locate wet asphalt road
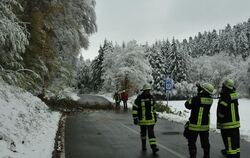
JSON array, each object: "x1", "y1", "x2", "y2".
[
  {"x1": 65, "y1": 96, "x2": 250, "y2": 158},
  {"x1": 65, "y1": 110, "x2": 250, "y2": 158}
]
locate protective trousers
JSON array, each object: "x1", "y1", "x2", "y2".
[
  {"x1": 184, "y1": 129, "x2": 210, "y2": 158},
  {"x1": 123, "y1": 101, "x2": 127, "y2": 109},
  {"x1": 140, "y1": 125, "x2": 156, "y2": 150},
  {"x1": 115, "y1": 100, "x2": 120, "y2": 108},
  {"x1": 221, "y1": 128, "x2": 240, "y2": 158}
]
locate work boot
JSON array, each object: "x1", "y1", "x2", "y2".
[
  {"x1": 189, "y1": 149, "x2": 197, "y2": 158},
  {"x1": 152, "y1": 146, "x2": 159, "y2": 155},
  {"x1": 203, "y1": 148, "x2": 210, "y2": 158},
  {"x1": 236, "y1": 152, "x2": 240, "y2": 158},
  {"x1": 221, "y1": 149, "x2": 227, "y2": 156},
  {"x1": 141, "y1": 139, "x2": 146, "y2": 151},
  {"x1": 203, "y1": 154, "x2": 210, "y2": 158}
]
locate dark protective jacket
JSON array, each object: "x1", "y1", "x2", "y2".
[
  {"x1": 217, "y1": 89, "x2": 240, "y2": 129},
  {"x1": 113, "y1": 92, "x2": 121, "y2": 103},
  {"x1": 132, "y1": 92, "x2": 157, "y2": 125},
  {"x1": 185, "y1": 93, "x2": 213, "y2": 131}
]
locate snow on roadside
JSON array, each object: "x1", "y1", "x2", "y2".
[
  {"x1": 157, "y1": 100, "x2": 189, "y2": 124},
  {"x1": 57, "y1": 87, "x2": 80, "y2": 101},
  {"x1": 0, "y1": 79, "x2": 61, "y2": 158}
]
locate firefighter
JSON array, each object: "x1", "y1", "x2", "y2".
[
  {"x1": 113, "y1": 91, "x2": 121, "y2": 108},
  {"x1": 217, "y1": 79, "x2": 240, "y2": 158},
  {"x1": 132, "y1": 84, "x2": 159, "y2": 154},
  {"x1": 183, "y1": 83, "x2": 214, "y2": 158}
]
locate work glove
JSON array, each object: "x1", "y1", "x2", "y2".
[
  {"x1": 195, "y1": 82, "x2": 200, "y2": 87},
  {"x1": 183, "y1": 121, "x2": 190, "y2": 139},
  {"x1": 133, "y1": 118, "x2": 138, "y2": 125},
  {"x1": 196, "y1": 83, "x2": 203, "y2": 93}
]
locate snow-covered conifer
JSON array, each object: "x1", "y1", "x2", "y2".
[
  {"x1": 167, "y1": 39, "x2": 189, "y2": 83},
  {"x1": 76, "y1": 55, "x2": 92, "y2": 93},
  {"x1": 0, "y1": 0, "x2": 29, "y2": 86},
  {"x1": 91, "y1": 40, "x2": 113, "y2": 92}
]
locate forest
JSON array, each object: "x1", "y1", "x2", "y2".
[{"x1": 77, "y1": 19, "x2": 250, "y2": 99}]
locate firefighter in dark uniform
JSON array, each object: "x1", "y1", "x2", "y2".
[
  {"x1": 113, "y1": 91, "x2": 121, "y2": 108},
  {"x1": 184, "y1": 83, "x2": 214, "y2": 158},
  {"x1": 132, "y1": 84, "x2": 159, "y2": 154},
  {"x1": 217, "y1": 79, "x2": 240, "y2": 158}
]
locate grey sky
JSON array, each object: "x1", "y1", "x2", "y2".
[{"x1": 81, "y1": 0, "x2": 250, "y2": 60}]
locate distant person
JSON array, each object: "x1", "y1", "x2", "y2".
[
  {"x1": 121, "y1": 90, "x2": 128, "y2": 110},
  {"x1": 132, "y1": 84, "x2": 159, "y2": 154},
  {"x1": 217, "y1": 79, "x2": 240, "y2": 158},
  {"x1": 184, "y1": 83, "x2": 214, "y2": 158},
  {"x1": 113, "y1": 91, "x2": 121, "y2": 108}
]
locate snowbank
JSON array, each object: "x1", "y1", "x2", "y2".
[
  {"x1": 0, "y1": 80, "x2": 61, "y2": 158},
  {"x1": 54, "y1": 87, "x2": 80, "y2": 101}
]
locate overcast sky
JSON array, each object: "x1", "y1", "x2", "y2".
[{"x1": 81, "y1": 0, "x2": 250, "y2": 60}]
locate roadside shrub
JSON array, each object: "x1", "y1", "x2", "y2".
[{"x1": 155, "y1": 101, "x2": 172, "y2": 113}]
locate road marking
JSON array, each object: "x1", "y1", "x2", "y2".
[{"x1": 120, "y1": 123, "x2": 187, "y2": 158}]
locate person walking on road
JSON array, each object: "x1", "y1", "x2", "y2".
[
  {"x1": 217, "y1": 79, "x2": 240, "y2": 158},
  {"x1": 132, "y1": 84, "x2": 159, "y2": 154},
  {"x1": 121, "y1": 90, "x2": 128, "y2": 110},
  {"x1": 183, "y1": 83, "x2": 214, "y2": 158}
]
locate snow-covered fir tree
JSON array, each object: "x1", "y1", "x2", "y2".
[
  {"x1": 237, "y1": 30, "x2": 249, "y2": 59},
  {"x1": 219, "y1": 24, "x2": 236, "y2": 55},
  {"x1": 147, "y1": 42, "x2": 167, "y2": 96},
  {"x1": 0, "y1": 0, "x2": 29, "y2": 85},
  {"x1": 76, "y1": 55, "x2": 92, "y2": 93},
  {"x1": 167, "y1": 39, "x2": 189, "y2": 83},
  {"x1": 207, "y1": 30, "x2": 220, "y2": 56},
  {"x1": 91, "y1": 39, "x2": 113, "y2": 92},
  {"x1": 91, "y1": 46, "x2": 104, "y2": 92}
]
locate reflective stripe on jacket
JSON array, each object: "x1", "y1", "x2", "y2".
[
  {"x1": 132, "y1": 93, "x2": 156, "y2": 125},
  {"x1": 217, "y1": 92, "x2": 240, "y2": 129},
  {"x1": 185, "y1": 95, "x2": 213, "y2": 131}
]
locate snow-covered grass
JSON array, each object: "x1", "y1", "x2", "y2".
[
  {"x1": 101, "y1": 93, "x2": 250, "y2": 142},
  {"x1": 0, "y1": 80, "x2": 61, "y2": 158}
]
